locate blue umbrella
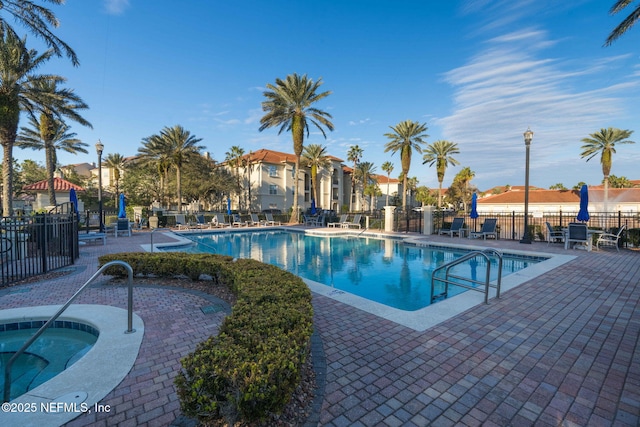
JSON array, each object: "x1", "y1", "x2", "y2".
[
  {"x1": 69, "y1": 188, "x2": 79, "y2": 214},
  {"x1": 577, "y1": 184, "x2": 590, "y2": 222},
  {"x1": 470, "y1": 192, "x2": 478, "y2": 219},
  {"x1": 227, "y1": 198, "x2": 232, "y2": 216},
  {"x1": 118, "y1": 193, "x2": 127, "y2": 218},
  {"x1": 310, "y1": 198, "x2": 316, "y2": 215}
]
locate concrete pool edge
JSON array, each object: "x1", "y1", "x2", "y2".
[
  {"x1": 305, "y1": 243, "x2": 576, "y2": 332},
  {"x1": 0, "y1": 304, "x2": 144, "y2": 427}
]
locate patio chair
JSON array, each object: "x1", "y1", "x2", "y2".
[
  {"x1": 596, "y1": 224, "x2": 626, "y2": 252},
  {"x1": 469, "y1": 218, "x2": 498, "y2": 240},
  {"x1": 328, "y1": 214, "x2": 348, "y2": 228},
  {"x1": 175, "y1": 214, "x2": 189, "y2": 230},
  {"x1": 249, "y1": 213, "x2": 263, "y2": 226},
  {"x1": 438, "y1": 217, "x2": 465, "y2": 237},
  {"x1": 545, "y1": 222, "x2": 564, "y2": 244},
  {"x1": 565, "y1": 223, "x2": 591, "y2": 251},
  {"x1": 342, "y1": 214, "x2": 362, "y2": 229},
  {"x1": 211, "y1": 213, "x2": 231, "y2": 228},
  {"x1": 191, "y1": 214, "x2": 211, "y2": 229},
  {"x1": 264, "y1": 212, "x2": 281, "y2": 226},
  {"x1": 232, "y1": 214, "x2": 247, "y2": 227}
]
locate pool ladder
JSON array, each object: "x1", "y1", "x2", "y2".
[
  {"x1": 3, "y1": 260, "x2": 134, "y2": 403},
  {"x1": 430, "y1": 249, "x2": 503, "y2": 305}
]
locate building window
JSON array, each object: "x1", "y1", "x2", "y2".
[
  {"x1": 268, "y1": 165, "x2": 277, "y2": 177},
  {"x1": 269, "y1": 185, "x2": 277, "y2": 195}
]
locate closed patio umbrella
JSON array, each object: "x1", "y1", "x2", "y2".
[
  {"x1": 118, "y1": 193, "x2": 127, "y2": 219},
  {"x1": 227, "y1": 198, "x2": 232, "y2": 216},
  {"x1": 577, "y1": 184, "x2": 590, "y2": 222},
  {"x1": 69, "y1": 188, "x2": 79, "y2": 214},
  {"x1": 470, "y1": 192, "x2": 479, "y2": 231},
  {"x1": 310, "y1": 199, "x2": 316, "y2": 215}
]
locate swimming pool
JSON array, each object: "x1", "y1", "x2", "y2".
[
  {"x1": 169, "y1": 230, "x2": 545, "y2": 311},
  {"x1": 0, "y1": 321, "x2": 98, "y2": 400}
]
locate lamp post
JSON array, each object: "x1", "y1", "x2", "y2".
[
  {"x1": 96, "y1": 141, "x2": 104, "y2": 232},
  {"x1": 520, "y1": 128, "x2": 533, "y2": 244}
]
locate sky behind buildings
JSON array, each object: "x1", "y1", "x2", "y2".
[{"x1": 12, "y1": 0, "x2": 640, "y2": 191}]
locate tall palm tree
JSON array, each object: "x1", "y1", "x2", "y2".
[
  {"x1": 384, "y1": 120, "x2": 429, "y2": 210},
  {"x1": 381, "y1": 161, "x2": 394, "y2": 206},
  {"x1": 259, "y1": 73, "x2": 333, "y2": 223},
  {"x1": 356, "y1": 161, "x2": 376, "y2": 211},
  {"x1": 138, "y1": 134, "x2": 172, "y2": 208},
  {"x1": 302, "y1": 143, "x2": 330, "y2": 208},
  {"x1": 158, "y1": 125, "x2": 204, "y2": 212},
  {"x1": 0, "y1": 26, "x2": 76, "y2": 214},
  {"x1": 224, "y1": 145, "x2": 245, "y2": 210},
  {"x1": 104, "y1": 153, "x2": 126, "y2": 207},
  {"x1": 346, "y1": 145, "x2": 363, "y2": 211},
  {"x1": 580, "y1": 127, "x2": 635, "y2": 211},
  {"x1": 422, "y1": 140, "x2": 460, "y2": 208},
  {"x1": 0, "y1": 0, "x2": 78, "y2": 65},
  {"x1": 17, "y1": 116, "x2": 88, "y2": 205},
  {"x1": 605, "y1": 0, "x2": 640, "y2": 46}
]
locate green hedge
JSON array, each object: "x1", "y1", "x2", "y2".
[{"x1": 97, "y1": 252, "x2": 314, "y2": 424}]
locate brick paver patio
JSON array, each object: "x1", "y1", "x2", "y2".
[{"x1": 0, "y1": 229, "x2": 638, "y2": 426}]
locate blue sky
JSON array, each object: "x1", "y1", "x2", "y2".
[{"x1": 12, "y1": 0, "x2": 640, "y2": 191}]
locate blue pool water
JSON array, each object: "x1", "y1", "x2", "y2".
[
  {"x1": 0, "y1": 322, "x2": 98, "y2": 400},
  {"x1": 170, "y1": 230, "x2": 543, "y2": 311}
]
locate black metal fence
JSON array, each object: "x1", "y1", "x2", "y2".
[
  {"x1": 435, "y1": 210, "x2": 640, "y2": 247},
  {"x1": 1, "y1": 213, "x2": 78, "y2": 287}
]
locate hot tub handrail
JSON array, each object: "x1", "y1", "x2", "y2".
[{"x1": 3, "y1": 260, "x2": 134, "y2": 403}]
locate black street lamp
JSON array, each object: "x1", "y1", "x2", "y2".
[
  {"x1": 520, "y1": 128, "x2": 533, "y2": 244},
  {"x1": 96, "y1": 141, "x2": 104, "y2": 232}
]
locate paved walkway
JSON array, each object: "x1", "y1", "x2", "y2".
[{"x1": 1, "y1": 229, "x2": 638, "y2": 426}]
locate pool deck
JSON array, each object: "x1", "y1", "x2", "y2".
[{"x1": 0, "y1": 227, "x2": 638, "y2": 426}]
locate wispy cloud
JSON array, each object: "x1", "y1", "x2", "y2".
[
  {"x1": 435, "y1": 27, "x2": 639, "y2": 183},
  {"x1": 104, "y1": 0, "x2": 130, "y2": 15}
]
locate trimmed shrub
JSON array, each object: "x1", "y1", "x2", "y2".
[{"x1": 97, "y1": 252, "x2": 313, "y2": 424}]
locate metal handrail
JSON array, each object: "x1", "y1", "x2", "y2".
[
  {"x1": 3, "y1": 260, "x2": 134, "y2": 403},
  {"x1": 431, "y1": 250, "x2": 503, "y2": 305}
]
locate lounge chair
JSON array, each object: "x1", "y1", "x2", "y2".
[
  {"x1": 438, "y1": 217, "x2": 465, "y2": 237},
  {"x1": 328, "y1": 214, "x2": 348, "y2": 228},
  {"x1": 232, "y1": 214, "x2": 247, "y2": 227},
  {"x1": 211, "y1": 213, "x2": 231, "y2": 228},
  {"x1": 565, "y1": 223, "x2": 591, "y2": 251},
  {"x1": 249, "y1": 213, "x2": 263, "y2": 226},
  {"x1": 264, "y1": 212, "x2": 281, "y2": 226},
  {"x1": 469, "y1": 218, "x2": 497, "y2": 240},
  {"x1": 175, "y1": 214, "x2": 189, "y2": 230},
  {"x1": 545, "y1": 222, "x2": 564, "y2": 244},
  {"x1": 342, "y1": 214, "x2": 362, "y2": 229},
  {"x1": 596, "y1": 225, "x2": 626, "y2": 252},
  {"x1": 191, "y1": 214, "x2": 211, "y2": 229}
]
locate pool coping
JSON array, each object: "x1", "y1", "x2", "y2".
[{"x1": 0, "y1": 304, "x2": 144, "y2": 427}]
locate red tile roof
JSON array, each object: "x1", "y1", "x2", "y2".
[
  {"x1": 228, "y1": 148, "x2": 344, "y2": 165},
  {"x1": 23, "y1": 177, "x2": 85, "y2": 192}
]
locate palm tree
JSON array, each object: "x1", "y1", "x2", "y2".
[
  {"x1": 580, "y1": 127, "x2": 635, "y2": 211},
  {"x1": 158, "y1": 125, "x2": 204, "y2": 212},
  {"x1": 0, "y1": 0, "x2": 78, "y2": 65},
  {"x1": 355, "y1": 161, "x2": 376, "y2": 211},
  {"x1": 422, "y1": 140, "x2": 460, "y2": 209},
  {"x1": 384, "y1": 120, "x2": 429, "y2": 210},
  {"x1": 347, "y1": 145, "x2": 363, "y2": 211},
  {"x1": 381, "y1": 161, "x2": 394, "y2": 206},
  {"x1": 138, "y1": 134, "x2": 173, "y2": 208},
  {"x1": 17, "y1": 116, "x2": 88, "y2": 206},
  {"x1": 104, "y1": 153, "x2": 126, "y2": 207},
  {"x1": 0, "y1": 27, "x2": 84, "y2": 214},
  {"x1": 259, "y1": 73, "x2": 334, "y2": 223},
  {"x1": 605, "y1": 0, "x2": 640, "y2": 46},
  {"x1": 224, "y1": 145, "x2": 245, "y2": 210},
  {"x1": 302, "y1": 144, "x2": 330, "y2": 208}
]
